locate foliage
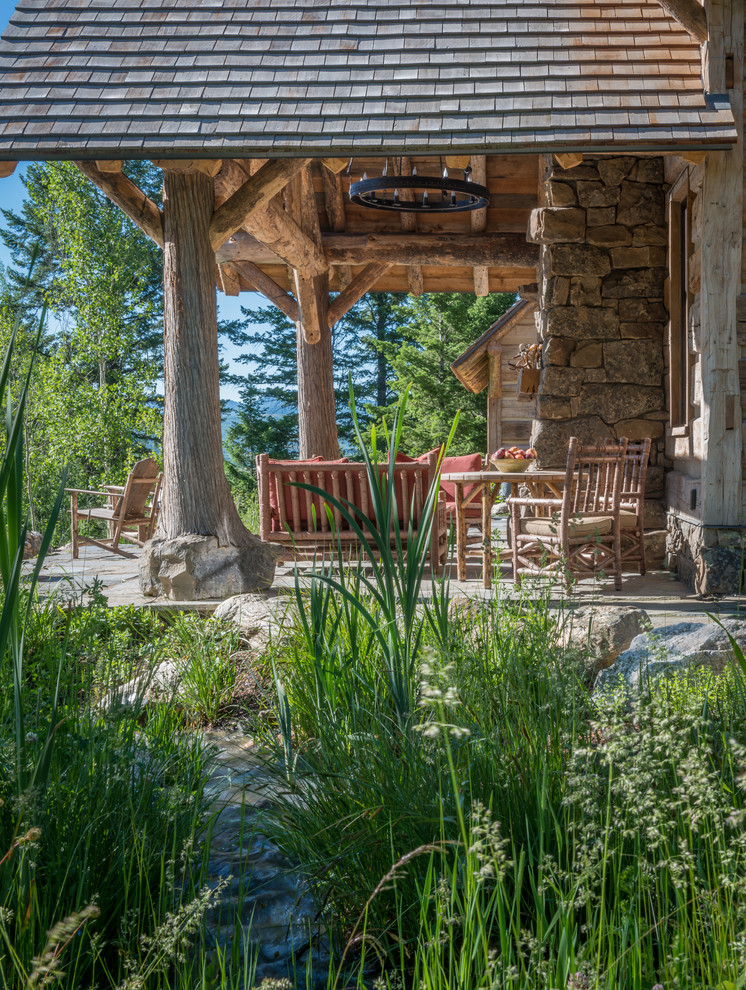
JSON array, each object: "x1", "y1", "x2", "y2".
[{"x1": 377, "y1": 291, "x2": 516, "y2": 455}]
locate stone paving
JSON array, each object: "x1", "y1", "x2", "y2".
[{"x1": 27, "y1": 532, "x2": 744, "y2": 618}]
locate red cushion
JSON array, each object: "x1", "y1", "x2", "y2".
[{"x1": 417, "y1": 449, "x2": 483, "y2": 501}]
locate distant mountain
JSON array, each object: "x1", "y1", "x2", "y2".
[{"x1": 221, "y1": 397, "x2": 295, "y2": 443}]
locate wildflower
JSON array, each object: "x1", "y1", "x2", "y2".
[{"x1": 25, "y1": 731, "x2": 37, "y2": 744}]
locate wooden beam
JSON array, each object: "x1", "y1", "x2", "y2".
[
  {"x1": 209, "y1": 157, "x2": 310, "y2": 252},
  {"x1": 554, "y1": 153, "x2": 584, "y2": 170},
  {"x1": 321, "y1": 158, "x2": 349, "y2": 174},
  {"x1": 154, "y1": 159, "x2": 222, "y2": 177},
  {"x1": 95, "y1": 160, "x2": 123, "y2": 173},
  {"x1": 218, "y1": 231, "x2": 539, "y2": 269},
  {"x1": 76, "y1": 161, "x2": 164, "y2": 247},
  {"x1": 217, "y1": 262, "x2": 241, "y2": 296},
  {"x1": 445, "y1": 155, "x2": 471, "y2": 170},
  {"x1": 470, "y1": 155, "x2": 489, "y2": 297},
  {"x1": 321, "y1": 166, "x2": 353, "y2": 290},
  {"x1": 328, "y1": 263, "x2": 392, "y2": 327},
  {"x1": 291, "y1": 165, "x2": 328, "y2": 345},
  {"x1": 231, "y1": 260, "x2": 299, "y2": 322},
  {"x1": 0, "y1": 162, "x2": 17, "y2": 178},
  {"x1": 245, "y1": 202, "x2": 328, "y2": 276},
  {"x1": 399, "y1": 157, "x2": 424, "y2": 296},
  {"x1": 214, "y1": 158, "x2": 327, "y2": 276},
  {"x1": 655, "y1": 0, "x2": 707, "y2": 42}
]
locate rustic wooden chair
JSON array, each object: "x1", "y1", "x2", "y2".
[
  {"x1": 616, "y1": 437, "x2": 652, "y2": 575},
  {"x1": 510, "y1": 437, "x2": 627, "y2": 591},
  {"x1": 67, "y1": 458, "x2": 162, "y2": 559}
]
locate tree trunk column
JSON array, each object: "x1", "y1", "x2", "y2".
[
  {"x1": 159, "y1": 169, "x2": 249, "y2": 545},
  {"x1": 296, "y1": 292, "x2": 340, "y2": 459}
]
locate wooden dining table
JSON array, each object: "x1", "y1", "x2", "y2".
[{"x1": 440, "y1": 469, "x2": 567, "y2": 588}]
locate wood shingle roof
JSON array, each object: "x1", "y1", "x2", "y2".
[{"x1": 0, "y1": 0, "x2": 736, "y2": 160}]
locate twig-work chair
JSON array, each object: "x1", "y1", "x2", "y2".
[{"x1": 510, "y1": 437, "x2": 628, "y2": 591}]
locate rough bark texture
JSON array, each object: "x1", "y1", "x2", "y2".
[
  {"x1": 289, "y1": 166, "x2": 341, "y2": 459},
  {"x1": 159, "y1": 169, "x2": 255, "y2": 546}
]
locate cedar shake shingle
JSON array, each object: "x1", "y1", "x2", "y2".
[{"x1": 0, "y1": 0, "x2": 736, "y2": 160}]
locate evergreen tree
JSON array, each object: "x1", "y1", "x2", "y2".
[{"x1": 378, "y1": 292, "x2": 516, "y2": 456}]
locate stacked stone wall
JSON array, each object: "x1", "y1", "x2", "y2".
[{"x1": 528, "y1": 155, "x2": 669, "y2": 537}]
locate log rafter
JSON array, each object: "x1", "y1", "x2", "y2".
[{"x1": 76, "y1": 160, "x2": 164, "y2": 247}]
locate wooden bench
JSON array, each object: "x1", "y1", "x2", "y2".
[{"x1": 256, "y1": 452, "x2": 448, "y2": 572}]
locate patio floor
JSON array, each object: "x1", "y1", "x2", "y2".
[{"x1": 26, "y1": 522, "x2": 745, "y2": 621}]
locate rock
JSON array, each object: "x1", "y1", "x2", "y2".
[
  {"x1": 528, "y1": 207, "x2": 587, "y2": 244},
  {"x1": 632, "y1": 224, "x2": 668, "y2": 247},
  {"x1": 139, "y1": 534, "x2": 281, "y2": 601},
  {"x1": 577, "y1": 384, "x2": 664, "y2": 420},
  {"x1": 531, "y1": 416, "x2": 608, "y2": 467},
  {"x1": 548, "y1": 181, "x2": 578, "y2": 207},
  {"x1": 586, "y1": 207, "x2": 616, "y2": 225},
  {"x1": 631, "y1": 158, "x2": 664, "y2": 184},
  {"x1": 536, "y1": 395, "x2": 573, "y2": 420},
  {"x1": 540, "y1": 366, "x2": 584, "y2": 396},
  {"x1": 545, "y1": 305, "x2": 619, "y2": 340},
  {"x1": 695, "y1": 548, "x2": 745, "y2": 596},
  {"x1": 619, "y1": 322, "x2": 665, "y2": 339},
  {"x1": 23, "y1": 531, "x2": 42, "y2": 560},
  {"x1": 586, "y1": 225, "x2": 632, "y2": 248},
  {"x1": 610, "y1": 246, "x2": 667, "y2": 269},
  {"x1": 616, "y1": 182, "x2": 665, "y2": 226},
  {"x1": 643, "y1": 499, "x2": 666, "y2": 529},
  {"x1": 543, "y1": 337, "x2": 575, "y2": 366},
  {"x1": 618, "y1": 299, "x2": 668, "y2": 322},
  {"x1": 643, "y1": 529, "x2": 667, "y2": 568},
  {"x1": 546, "y1": 244, "x2": 611, "y2": 277},
  {"x1": 603, "y1": 267, "x2": 667, "y2": 299},
  {"x1": 560, "y1": 605, "x2": 649, "y2": 681},
  {"x1": 100, "y1": 659, "x2": 183, "y2": 710},
  {"x1": 596, "y1": 618, "x2": 746, "y2": 692},
  {"x1": 603, "y1": 340, "x2": 664, "y2": 385},
  {"x1": 213, "y1": 593, "x2": 292, "y2": 650},
  {"x1": 613, "y1": 418, "x2": 665, "y2": 441},
  {"x1": 571, "y1": 342, "x2": 603, "y2": 368},
  {"x1": 597, "y1": 157, "x2": 636, "y2": 186},
  {"x1": 576, "y1": 181, "x2": 621, "y2": 208},
  {"x1": 543, "y1": 276, "x2": 571, "y2": 306},
  {"x1": 569, "y1": 276, "x2": 603, "y2": 306}
]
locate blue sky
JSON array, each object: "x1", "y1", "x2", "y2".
[{"x1": 0, "y1": 0, "x2": 266, "y2": 402}]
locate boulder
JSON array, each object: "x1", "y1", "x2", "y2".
[
  {"x1": 545, "y1": 305, "x2": 620, "y2": 340},
  {"x1": 139, "y1": 534, "x2": 281, "y2": 601},
  {"x1": 212, "y1": 593, "x2": 293, "y2": 651},
  {"x1": 23, "y1": 531, "x2": 42, "y2": 560},
  {"x1": 100, "y1": 659, "x2": 183, "y2": 710},
  {"x1": 696, "y1": 548, "x2": 745, "y2": 596},
  {"x1": 596, "y1": 618, "x2": 746, "y2": 692},
  {"x1": 560, "y1": 605, "x2": 649, "y2": 681}
]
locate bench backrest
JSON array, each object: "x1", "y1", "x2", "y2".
[{"x1": 256, "y1": 453, "x2": 440, "y2": 539}]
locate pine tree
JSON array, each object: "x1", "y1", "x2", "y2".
[{"x1": 379, "y1": 292, "x2": 516, "y2": 456}]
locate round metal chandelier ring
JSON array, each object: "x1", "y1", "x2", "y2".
[{"x1": 349, "y1": 174, "x2": 490, "y2": 213}]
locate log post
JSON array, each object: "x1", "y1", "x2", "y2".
[
  {"x1": 289, "y1": 165, "x2": 341, "y2": 459},
  {"x1": 159, "y1": 169, "x2": 255, "y2": 545}
]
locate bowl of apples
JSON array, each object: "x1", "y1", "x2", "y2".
[{"x1": 490, "y1": 446, "x2": 537, "y2": 473}]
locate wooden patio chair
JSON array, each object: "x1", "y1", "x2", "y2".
[
  {"x1": 510, "y1": 437, "x2": 627, "y2": 591},
  {"x1": 67, "y1": 458, "x2": 162, "y2": 559},
  {"x1": 616, "y1": 437, "x2": 652, "y2": 575}
]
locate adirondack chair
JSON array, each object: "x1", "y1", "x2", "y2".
[{"x1": 67, "y1": 458, "x2": 162, "y2": 559}]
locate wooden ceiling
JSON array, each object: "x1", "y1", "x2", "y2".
[{"x1": 214, "y1": 153, "x2": 540, "y2": 300}]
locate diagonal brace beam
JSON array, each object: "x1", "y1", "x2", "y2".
[
  {"x1": 210, "y1": 157, "x2": 310, "y2": 252},
  {"x1": 328, "y1": 262, "x2": 392, "y2": 327},
  {"x1": 231, "y1": 260, "x2": 299, "y2": 323},
  {"x1": 76, "y1": 161, "x2": 164, "y2": 247},
  {"x1": 655, "y1": 0, "x2": 707, "y2": 42}
]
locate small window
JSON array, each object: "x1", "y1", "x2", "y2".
[{"x1": 668, "y1": 186, "x2": 691, "y2": 429}]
